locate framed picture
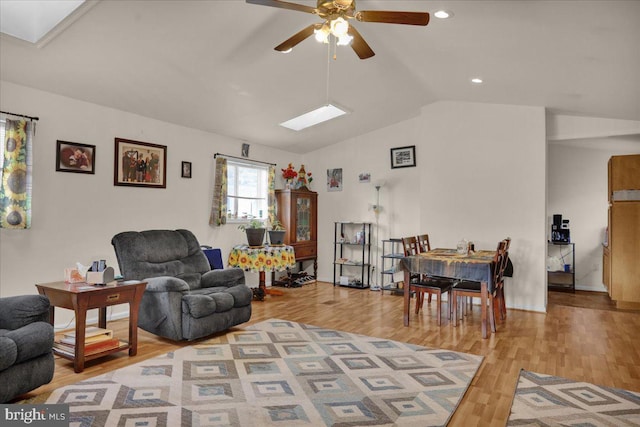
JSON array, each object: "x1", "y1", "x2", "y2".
[
  {"x1": 327, "y1": 168, "x2": 343, "y2": 192},
  {"x1": 56, "y1": 140, "x2": 95, "y2": 174},
  {"x1": 358, "y1": 172, "x2": 371, "y2": 183},
  {"x1": 390, "y1": 145, "x2": 416, "y2": 169},
  {"x1": 114, "y1": 138, "x2": 167, "y2": 188},
  {"x1": 181, "y1": 161, "x2": 192, "y2": 178}
]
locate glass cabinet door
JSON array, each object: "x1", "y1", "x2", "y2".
[{"x1": 296, "y1": 196, "x2": 312, "y2": 242}]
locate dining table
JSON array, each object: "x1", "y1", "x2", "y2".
[{"x1": 398, "y1": 248, "x2": 507, "y2": 339}]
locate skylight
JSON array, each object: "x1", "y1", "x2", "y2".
[
  {"x1": 0, "y1": 0, "x2": 85, "y2": 44},
  {"x1": 280, "y1": 104, "x2": 349, "y2": 131}
]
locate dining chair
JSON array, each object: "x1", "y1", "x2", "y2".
[
  {"x1": 401, "y1": 236, "x2": 453, "y2": 325},
  {"x1": 416, "y1": 234, "x2": 433, "y2": 305},
  {"x1": 495, "y1": 237, "x2": 511, "y2": 321},
  {"x1": 415, "y1": 234, "x2": 458, "y2": 307},
  {"x1": 451, "y1": 239, "x2": 509, "y2": 334},
  {"x1": 461, "y1": 237, "x2": 511, "y2": 318}
]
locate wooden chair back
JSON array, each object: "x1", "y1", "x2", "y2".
[
  {"x1": 492, "y1": 239, "x2": 509, "y2": 289},
  {"x1": 416, "y1": 234, "x2": 432, "y2": 253},
  {"x1": 401, "y1": 236, "x2": 420, "y2": 257}
]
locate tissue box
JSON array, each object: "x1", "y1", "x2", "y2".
[
  {"x1": 64, "y1": 268, "x2": 85, "y2": 283},
  {"x1": 339, "y1": 276, "x2": 349, "y2": 285}
]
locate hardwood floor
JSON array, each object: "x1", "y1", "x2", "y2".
[{"x1": 19, "y1": 284, "x2": 640, "y2": 426}]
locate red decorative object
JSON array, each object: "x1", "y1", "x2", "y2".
[{"x1": 281, "y1": 163, "x2": 298, "y2": 181}]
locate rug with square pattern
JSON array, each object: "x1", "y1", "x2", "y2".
[
  {"x1": 507, "y1": 369, "x2": 640, "y2": 426},
  {"x1": 42, "y1": 319, "x2": 483, "y2": 426}
]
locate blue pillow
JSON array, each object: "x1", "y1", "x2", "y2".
[{"x1": 202, "y1": 248, "x2": 224, "y2": 270}]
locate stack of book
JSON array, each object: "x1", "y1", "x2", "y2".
[{"x1": 54, "y1": 327, "x2": 121, "y2": 356}]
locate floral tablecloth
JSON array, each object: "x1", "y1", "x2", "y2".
[{"x1": 228, "y1": 244, "x2": 296, "y2": 273}]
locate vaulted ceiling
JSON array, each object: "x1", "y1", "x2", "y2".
[{"x1": 1, "y1": 1, "x2": 639, "y2": 153}]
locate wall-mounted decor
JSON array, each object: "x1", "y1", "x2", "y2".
[
  {"x1": 114, "y1": 138, "x2": 166, "y2": 188},
  {"x1": 56, "y1": 140, "x2": 95, "y2": 174},
  {"x1": 358, "y1": 172, "x2": 371, "y2": 183},
  {"x1": 241, "y1": 143, "x2": 250, "y2": 158},
  {"x1": 327, "y1": 168, "x2": 343, "y2": 192},
  {"x1": 390, "y1": 145, "x2": 416, "y2": 169},
  {"x1": 181, "y1": 161, "x2": 192, "y2": 178}
]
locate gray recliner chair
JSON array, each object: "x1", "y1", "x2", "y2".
[
  {"x1": 111, "y1": 229, "x2": 252, "y2": 341},
  {"x1": 0, "y1": 295, "x2": 55, "y2": 403}
]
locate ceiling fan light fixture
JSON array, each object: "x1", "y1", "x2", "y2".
[
  {"x1": 314, "y1": 23, "x2": 330, "y2": 43},
  {"x1": 337, "y1": 33, "x2": 353, "y2": 46},
  {"x1": 279, "y1": 104, "x2": 349, "y2": 131},
  {"x1": 330, "y1": 17, "x2": 349, "y2": 37}
]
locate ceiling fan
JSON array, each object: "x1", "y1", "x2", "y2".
[{"x1": 246, "y1": 0, "x2": 430, "y2": 59}]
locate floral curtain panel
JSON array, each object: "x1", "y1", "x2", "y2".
[
  {"x1": 209, "y1": 156, "x2": 228, "y2": 226},
  {"x1": 1, "y1": 119, "x2": 34, "y2": 229},
  {"x1": 267, "y1": 165, "x2": 276, "y2": 224}
]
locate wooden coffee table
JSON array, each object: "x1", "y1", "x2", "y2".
[{"x1": 35, "y1": 280, "x2": 147, "y2": 373}]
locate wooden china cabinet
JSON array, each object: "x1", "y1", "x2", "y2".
[{"x1": 275, "y1": 188, "x2": 318, "y2": 279}]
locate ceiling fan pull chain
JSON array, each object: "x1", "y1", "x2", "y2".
[{"x1": 325, "y1": 41, "x2": 331, "y2": 104}]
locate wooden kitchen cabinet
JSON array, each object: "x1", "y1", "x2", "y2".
[
  {"x1": 608, "y1": 154, "x2": 640, "y2": 201},
  {"x1": 606, "y1": 154, "x2": 640, "y2": 309}
]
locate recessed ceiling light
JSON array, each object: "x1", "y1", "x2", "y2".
[
  {"x1": 471, "y1": 78, "x2": 483, "y2": 84},
  {"x1": 434, "y1": 10, "x2": 453, "y2": 19},
  {"x1": 280, "y1": 104, "x2": 348, "y2": 131}
]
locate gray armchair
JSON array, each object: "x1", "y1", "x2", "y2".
[
  {"x1": 0, "y1": 295, "x2": 55, "y2": 403},
  {"x1": 111, "y1": 229, "x2": 252, "y2": 341}
]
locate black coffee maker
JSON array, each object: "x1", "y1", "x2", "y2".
[{"x1": 551, "y1": 214, "x2": 570, "y2": 243}]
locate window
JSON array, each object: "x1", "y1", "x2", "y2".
[{"x1": 226, "y1": 159, "x2": 268, "y2": 222}]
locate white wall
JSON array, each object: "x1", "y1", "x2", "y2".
[
  {"x1": 0, "y1": 81, "x2": 302, "y2": 326},
  {"x1": 547, "y1": 140, "x2": 640, "y2": 291},
  {"x1": 302, "y1": 117, "x2": 423, "y2": 289},
  {"x1": 303, "y1": 101, "x2": 548, "y2": 312},
  {"x1": 7, "y1": 80, "x2": 624, "y2": 321}
]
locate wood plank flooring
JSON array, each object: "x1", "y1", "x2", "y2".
[{"x1": 18, "y1": 284, "x2": 640, "y2": 426}]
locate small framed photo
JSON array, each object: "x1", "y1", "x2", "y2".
[
  {"x1": 181, "y1": 161, "x2": 192, "y2": 178},
  {"x1": 114, "y1": 138, "x2": 167, "y2": 188},
  {"x1": 390, "y1": 145, "x2": 416, "y2": 169},
  {"x1": 327, "y1": 168, "x2": 343, "y2": 192},
  {"x1": 56, "y1": 140, "x2": 95, "y2": 174},
  {"x1": 358, "y1": 172, "x2": 371, "y2": 183}
]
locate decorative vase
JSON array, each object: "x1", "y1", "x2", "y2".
[{"x1": 285, "y1": 180, "x2": 291, "y2": 190}]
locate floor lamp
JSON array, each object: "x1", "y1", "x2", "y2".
[{"x1": 371, "y1": 181, "x2": 384, "y2": 291}]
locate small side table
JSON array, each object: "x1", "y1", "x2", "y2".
[
  {"x1": 35, "y1": 280, "x2": 147, "y2": 373},
  {"x1": 228, "y1": 244, "x2": 296, "y2": 297}
]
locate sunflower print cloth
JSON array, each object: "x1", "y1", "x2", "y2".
[
  {"x1": 228, "y1": 244, "x2": 296, "y2": 272},
  {"x1": 1, "y1": 119, "x2": 33, "y2": 229}
]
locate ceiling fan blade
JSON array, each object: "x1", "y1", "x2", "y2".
[
  {"x1": 274, "y1": 24, "x2": 316, "y2": 52},
  {"x1": 348, "y1": 26, "x2": 375, "y2": 60},
  {"x1": 356, "y1": 10, "x2": 430, "y2": 26},
  {"x1": 246, "y1": 0, "x2": 317, "y2": 14}
]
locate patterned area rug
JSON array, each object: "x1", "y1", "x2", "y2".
[
  {"x1": 507, "y1": 369, "x2": 640, "y2": 426},
  {"x1": 41, "y1": 319, "x2": 483, "y2": 426}
]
